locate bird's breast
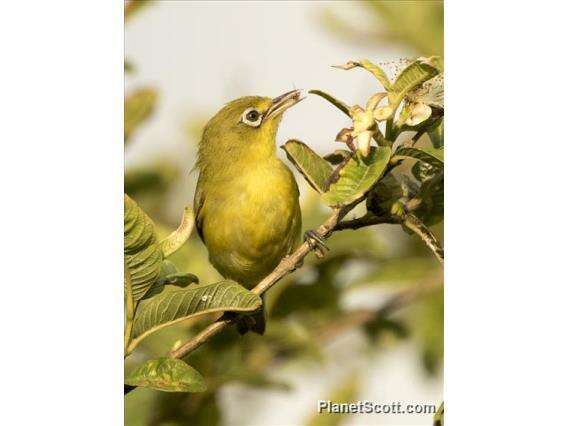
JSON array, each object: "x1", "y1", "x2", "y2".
[{"x1": 201, "y1": 160, "x2": 301, "y2": 284}]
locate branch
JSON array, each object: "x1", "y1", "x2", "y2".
[
  {"x1": 125, "y1": 205, "x2": 359, "y2": 394},
  {"x1": 336, "y1": 212, "x2": 444, "y2": 265},
  {"x1": 335, "y1": 213, "x2": 398, "y2": 231},
  {"x1": 125, "y1": 201, "x2": 444, "y2": 394},
  {"x1": 168, "y1": 206, "x2": 349, "y2": 360},
  {"x1": 403, "y1": 214, "x2": 444, "y2": 265}
]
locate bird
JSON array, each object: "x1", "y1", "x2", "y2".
[{"x1": 193, "y1": 90, "x2": 305, "y2": 334}]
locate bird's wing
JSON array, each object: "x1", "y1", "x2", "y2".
[{"x1": 193, "y1": 174, "x2": 206, "y2": 243}]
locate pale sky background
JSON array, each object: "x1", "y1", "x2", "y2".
[{"x1": 125, "y1": 2, "x2": 442, "y2": 425}]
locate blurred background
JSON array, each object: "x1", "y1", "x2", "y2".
[{"x1": 124, "y1": 1, "x2": 443, "y2": 425}]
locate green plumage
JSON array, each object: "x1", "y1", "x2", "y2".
[{"x1": 193, "y1": 93, "x2": 303, "y2": 333}]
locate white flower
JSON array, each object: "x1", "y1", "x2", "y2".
[
  {"x1": 346, "y1": 93, "x2": 393, "y2": 156},
  {"x1": 404, "y1": 75, "x2": 444, "y2": 127}
]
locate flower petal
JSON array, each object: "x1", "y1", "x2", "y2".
[
  {"x1": 373, "y1": 105, "x2": 393, "y2": 121},
  {"x1": 335, "y1": 127, "x2": 353, "y2": 143},
  {"x1": 405, "y1": 103, "x2": 432, "y2": 126},
  {"x1": 366, "y1": 92, "x2": 388, "y2": 111},
  {"x1": 349, "y1": 104, "x2": 365, "y2": 118},
  {"x1": 356, "y1": 130, "x2": 373, "y2": 157},
  {"x1": 353, "y1": 110, "x2": 375, "y2": 133}
]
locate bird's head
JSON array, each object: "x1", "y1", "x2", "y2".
[{"x1": 198, "y1": 90, "x2": 304, "y2": 170}]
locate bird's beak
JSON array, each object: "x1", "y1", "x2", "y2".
[{"x1": 265, "y1": 89, "x2": 305, "y2": 120}]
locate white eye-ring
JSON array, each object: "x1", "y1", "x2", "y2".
[{"x1": 241, "y1": 108, "x2": 262, "y2": 127}]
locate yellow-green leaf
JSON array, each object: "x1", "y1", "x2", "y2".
[
  {"x1": 428, "y1": 118, "x2": 444, "y2": 148},
  {"x1": 415, "y1": 173, "x2": 444, "y2": 227},
  {"x1": 323, "y1": 146, "x2": 391, "y2": 207},
  {"x1": 125, "y1": 358, "x2": 206, "y2": 393},
  {"x1": 125, "y1": 88, "x2": 157, "y2": 142},
  {"x1": 282, "y1": 140, "x2": 333, "y2": 193},
  {"x1": 124, "y1": 194, "x2": 162, "y2": 303},
  {"x1": 127, "y1": 280, "x2": 262, "y2": 352},
  {"x1": 366, "y1": 173, "x2": 405, "y2": 217},
  {"x1": 389, "y1": 57, "x2": 440, "y2": 109},
  {"x1": 394, "y1": 146, "x2": 444, "y2": 169},
  {"x1": 333, "y1": 59, "x2": 392, "y2": 91},
  {"x1": 323, "y1": 150, "x2": 352, "y2": 165},
  {"x1": 308, "y1": 89, "x2": 351, "y2": 117},
  {"x1": 160, "y1": 206, "x2": 194, "y2": 258}
]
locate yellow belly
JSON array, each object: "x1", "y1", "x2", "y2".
[{"x1": 200, "y1": 160, "x2": 301, "y2": 287}]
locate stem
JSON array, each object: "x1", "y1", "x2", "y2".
[
  {"x1": 385, "y1": 117, "x2": 394, "y2": 141},
  {"x1": 335, "y1": 213, "x2": 398, "y2": 231},
  {"x1": 404, "y1": 214, "x2": 444, "y2": 264}
]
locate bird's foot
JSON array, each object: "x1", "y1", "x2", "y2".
[{"x1": 304, "y1": 230, "x2": 329, "y2": 258}]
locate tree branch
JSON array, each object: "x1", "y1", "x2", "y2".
[
  {"x1": 336, "y1": 212, "x2": 444, "y2": 265},
  {"x1": 125, "y1": 200, "x2": 444, "y2": 395},
  {"x1": 125, "y1": 204, "x2": 358, "y2": 394},
  {"x1": 167, "y1": 207, "x2": 348, "y2": 360},
  {"x1": 403, "y1": 214, "x2": 444, "y2": 264},
  {"x1": 335, "y1": 213, "x2": 399, "y2": 231}
]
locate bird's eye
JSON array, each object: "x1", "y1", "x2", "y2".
[{"x1": 241, "y1": 108, "x2": 262, "y2": 127}]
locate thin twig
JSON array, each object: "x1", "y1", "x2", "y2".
[
  {"x1": 403, "y1": 214, "x2": 444, "y2": 264},
  {"x1": 335, "y1": 213, "x2": 399, "y2": 231}
]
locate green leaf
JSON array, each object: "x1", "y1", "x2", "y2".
[
  {"x1": 125, "y1": 358, "x2": 206, "y2": 393},
  {"x1": 415, "y1": 173, "x2": 444, "y2": 226},
  {"x1": 125, "y1": 87, "x2": 157, "y2": 142},
  {"x1": 160, "y1": 206, "x2": 194, "y2": 258},
  {"x1": 157, "y1": 260, "x2": 199, "y2": 287},
  {"x1": 365, "y1": 173, "x2": 405, "y2": 217},
  {"x1": 412, "y1": 160, "x2": 437, "y2": 182},
  {"x1": 427, "y1": 56, "x2": 444, "y2": 73},
  {"x1": 124, "y1": 194, "x2": 163, "y2": 303},
  {"x1": 333, "y1": 59, "x2": 392, "y2": 91},
  {"x1": 323, "y1": 149, "x2": 353, "y2": 165},
  {"x1": 281, "y1": 140, "x2": 333, "y2": 193},
  {"x1": 308, "y1": 89, "x2": 351, "y2": 117},
  {"x1": 322, "y1": 146, "x2": 391, "y2": 207},
  {"x1": 389, "y1": 57, "x2": 440, "y2": 109},
  {"x1": 394, "y1": 146, "x2": 444, "y2": 169},
  {"x1": 127, "y1": 280, "x2": 261, "y2": 352},
  {"x1": 428, "y1": 118, "x2": 444, "y2": 148}
]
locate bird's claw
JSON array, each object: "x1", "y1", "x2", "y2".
[{"x1": 304, "y1": 230, "x2": 329, "y2": 258}]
